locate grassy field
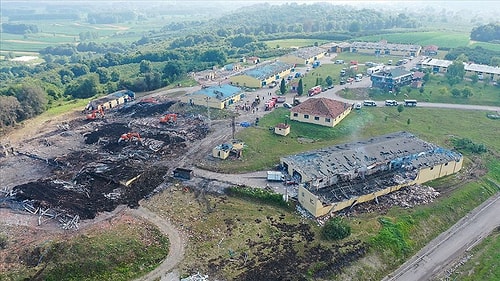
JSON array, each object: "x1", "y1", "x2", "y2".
[
  {"x1": 1, "y1": 215, "x2": 169, "y2": 281},
  {"x1": 215, "y1": 107, "x2": 499, "y2": 173},
  {"x1": 448, "y1": 227, "x2": 500, "y2": 280}
]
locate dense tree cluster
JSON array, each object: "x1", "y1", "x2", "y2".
[
  {"x1": 1, "y1": 23, "x2": 38, "y2": 34},
  {"x1": 470, "y1": 23, "x2": 500, "y2": 43},
  {"x1": 0, "y1": 84, "x2": 47, "y2": 127},
  {"x1": 444, "y1": 46, "x2": 500, "y2": 66}
]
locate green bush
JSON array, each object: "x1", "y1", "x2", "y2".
[
  {"x1": 321, "y1": 217, "x2": 351, "y2": 241},
  {"x1": 227, "y1": 186, "x2": 289, "y2": 208},
  {"x1": 451, "y1": 137, "x2": 488, "y2": 154}
]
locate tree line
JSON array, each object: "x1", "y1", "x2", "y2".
[
  {"x1": 470, "y1": 23, "x2": 500, "y2": 43},
  {"x1": 1, "y1": 3, "x2": 496, "y2": 129}
]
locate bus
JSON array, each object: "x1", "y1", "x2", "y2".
[{"x1": 404, "y1": 99, "x2": 417, "y2": 107}]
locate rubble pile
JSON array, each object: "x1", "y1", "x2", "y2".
[{"x1": 344, "y1": 184, "x2": 440, "y2": 215}]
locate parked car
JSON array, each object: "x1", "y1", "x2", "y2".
[
  {"x1": 354, "y1": 103, "x2": 362, "y2": 110},
  {"x1": 347, "y1": 77, "x2": 354, "y2": 83},
  {"x1": 283, "y1": 102, "x2": 293, "y2": 109},
  {"x1": 340, "y1": 79, "x2": 346, "y2": 85}
]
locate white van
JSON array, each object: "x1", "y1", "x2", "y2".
[
  {"x1": 335, "y1": 59, "x2": 345, "y2": 64},
  {"x1": 385, "y1": 100, "x2": 398, "y2": 106},
  {"x1": 363, "y1": 100, "x2": 377, "y2": 107},
  {"x1": 355, "y1": 73, "x2": 363, "y2": 81}
]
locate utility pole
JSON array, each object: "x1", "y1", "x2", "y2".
[
  {"x1": 205, "y1": 96, "x2": 211, "y2": 129},
  {"x1": 231, "y1": 116, "x2": 235, "y2": 139}
]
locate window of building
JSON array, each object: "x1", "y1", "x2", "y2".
[
  {"x1": 310, "y1": 198, "x2": 315, "y2": 204},
  {"x1": 301, "y1": 192, "x2": 305, "y2": 197},
  {"x1": 304, "y1": 114, "x2": 309, "y2": 119},
  {"x1": 293, "y1": 113, "x2": 298, "y2": 117},
  {"x1": 445, "y1": 162, "x2": 448, "y2": 166},
  {"x1": 314, "y1": 116, "x2": 319, "y2": 121},
  {"x1": 325, "y1": 118, "x2": 331, "y2": 122}
]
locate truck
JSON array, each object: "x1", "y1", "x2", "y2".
[
  {"x1": 363, "y1": 100, "x2": 377, "y2": 107},
  {"x1": 366, "y1": 65, "x2": 384, "y2": 75},
  {"x1": 404, "y1": 99, "x2": 417, "y2": 107},
  {"x1": 267, "y1": 171, "x2": 284, "y2": 181},
  {"x1": 265, "y1": 99, "x2": 276, "y2": 110},
  {"x1": 308, "y1": 85, "x2": 322, "y2": 96}
]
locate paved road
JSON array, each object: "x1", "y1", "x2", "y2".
[{"x1": 383, "y1": 191, "x2": 500, "y2": 281}]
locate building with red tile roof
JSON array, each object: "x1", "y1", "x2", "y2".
[{"x1": 290, "y1": 98, "x2": 352, "y2": 127}]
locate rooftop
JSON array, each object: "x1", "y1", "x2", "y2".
[
  {"x1": 281, "y1": 131, "x2": 461, "y2": 185},
  {"x1": 350, "y1": 41, "x2": 421, "y2": 51},
  {"x1": 284, "y1": 46, "x2": 326, "y2": 60},
  {"x1": 372, "y1": 68, "x2": 412, "y2": 78},
  {"x1": 421, "y1": 58, "x2": 453, "y2": 68},
  {"x1": 188, "y1": 84, "x2": 242, "y2": 100},
  {"x1": 240, "y1": 61, "x2": 293, "y2": 80},
  {"x1": 465, "y1": 63, "x2": 500, "y2": 75},
  {"x1": 291, "y1": 98, "x2": 351, "y2": 119}
]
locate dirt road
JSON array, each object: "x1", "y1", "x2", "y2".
[
  {"x1": 383, "y1": 191, "x2": 500, "y2": 281},
  {"x1": 129, "y1": 206, "x2": 185, "y2": 281}
]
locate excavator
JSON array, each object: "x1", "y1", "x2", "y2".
[
  {"x1": 160, "y1": 113, "x2": 177, "y2": 124},
  {"x1": 86, "y1": 107, "x2": 105, "y2": 121},
  {"x1": 118, "y1": 132, "x2": 142, "y2": 144}
]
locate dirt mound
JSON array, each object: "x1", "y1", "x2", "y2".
[
  {"x1": 118, "y1": 100, "x2": 176, "y2": 118},
  {"x1": 84, "y1": 123, "x2": 130, "y2": 144}
]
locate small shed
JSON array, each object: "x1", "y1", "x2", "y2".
[
  {"x1": 274, "y1": 123, "x2": 290, "y2": 136},
  {"x1": 173, "y1": 168, "x2": 194, "y2": 180},
  {"x1": 212, "y1": 140, "x2": 244, "y2": 159}
]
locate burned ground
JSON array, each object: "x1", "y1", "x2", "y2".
[{"x1": 4, "y1": 99, "x2": 211, "y2": 223}]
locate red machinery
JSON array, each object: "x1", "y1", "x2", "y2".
[
  {"x1": 86, "y1": 107, "x2": 105, "y2": 120},
  {"x1": 118, "y1": 132, "x2": 142, "y2": 144},
  {"x1": 160, "y1": 113, "x2": 177, "y2": 124}
]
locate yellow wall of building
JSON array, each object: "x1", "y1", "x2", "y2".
[
  {"x1": 290, "y1": 106, "x2": 351, "y2": 127},
  {"x1": 415, "y1": 158, "x2": 463, "y2": 184},
  {"x1": 97, "y1": 96, "x2": 126, "y2": 110},
  {"x1": 212, "y1": 148, "x2": 230, "y2": 159},
  {"x1": 274, "y1": 126, "x2": 290, "y2": 136}
]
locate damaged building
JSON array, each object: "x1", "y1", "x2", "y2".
[{"x1": 280, "y1": 131, "x2": 463, "y2": 217}]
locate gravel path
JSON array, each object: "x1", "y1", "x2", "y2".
[{"x1": 130, "y1": 206, "x2": 185, "y2": 281}]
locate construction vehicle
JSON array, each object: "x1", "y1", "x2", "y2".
[
  {"x1": 160, "y1": 113, "x2": 177, "y2": 124},
  {"x1": 118, "y1": 132, "x2": 142, "y2": 144},
  {"x1": 86, "y1": 107, "x2": 105, "y2": 120}
]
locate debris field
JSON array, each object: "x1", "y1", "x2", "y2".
[{"x1": 1, "y1": 98, "x2": 210, "y2": 227}]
